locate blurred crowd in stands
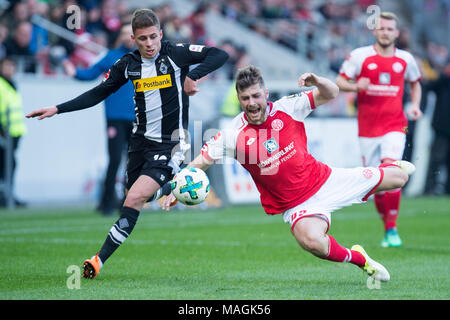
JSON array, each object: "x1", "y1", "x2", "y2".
[
  {"x1": 1, "y1": 0, "x2": 448, "y2": 82},
  {"x1": 0, "y1": 0, "x2": 247, "y2": 78}
]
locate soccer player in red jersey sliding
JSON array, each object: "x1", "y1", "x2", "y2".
[
  {"x1": 162, "y1": 65, "x2": 416, "y2": 282},
  {"x1": 336, "y1": 12, "x2": 422, "y2": 247}
]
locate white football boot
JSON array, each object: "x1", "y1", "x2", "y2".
[
  {"x1": 351, "y1": 245, "x2": 390, "y2": 282},
  {"x1": 392, "y1": 160, "x2": 416, "y2": 175}
]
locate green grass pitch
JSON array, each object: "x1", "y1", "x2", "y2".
[{"x1": 0, "y1": 196, "x2": 449, "y2": 300}]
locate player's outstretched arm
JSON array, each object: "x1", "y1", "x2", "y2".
[
  {"x1": 335, "y1": 74, "x2": 370, "y2": 92},
  {"x1": 299, "y1": 73, "x2": 339, "y2": 107},
  {"x1": 26, "y1": 106, "x2": 58, "y2": 120}
]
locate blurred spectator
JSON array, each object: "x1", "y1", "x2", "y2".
[
  {"x1": 261, "y1": 0, "x2": 291, "y2": 19},
  {"x1": 424, "y1": 61, "x2": 450, "y2": 195},
  {"x1": 100, "y1": 0, "x2": 121, "y2": 47},
  {"x1": 187, "y1": 5, "x2": 208, "y2": 44},
  {"x1": 4, "y1": 21, "x2": 36, "y2": 73},
  {"x1": 28, "y1": 1, "x2": 50, "y2": 55},
  {"x1": 218, "y1": 39, "x2": 250, "y2": 80},
  {"x1": 0, "y1": 21, "x2": 8, "y2": 60},
  {"x1": 219, "y1": 39, "x2": 238, "y2": 80},
  {"x1": 50, "y1": 0, "x2": 79, "y2": 60},
  {"x1": 116, "y1": 0, "x2": 130, "y2": 22},
  {"x1": 163, "y1": 15, "x2": 192, "y2": 43},
  {"x1": 396, "y1": 27, "x2": 412, "y2": 51},
  {"x1": 426, "y1": 42, "x2": 449, "y2": 71},
  {"x1": 154, "y1": 2, "x2": 174, "y2": 30},
  {"x1": 0, "y1": 57, "x2": 27, "y2": 207},
  {"x1": 68, "y1": 8, "x2": 107, "y2": 68},
  {"x1": 8, "y1": 1, "x2": 30, "y2": 30},
  {"x1": 85, "y1": 4, "x2": 103, "y2": 34},
  {"x1": 221, "y1": 0, "x2": 243, "y2": 21}
]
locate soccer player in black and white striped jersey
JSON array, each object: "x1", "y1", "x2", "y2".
[{"x1": 26, "y1": 8, "x2": 228, "y2": 279}]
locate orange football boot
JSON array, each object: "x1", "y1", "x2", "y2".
[{"x1": 82, "y1": 254, "x2": 101, "y2": 279}]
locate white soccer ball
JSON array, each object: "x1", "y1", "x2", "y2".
[{"x1": 171, "y1": 167, "x2": 210, "y2": 205}]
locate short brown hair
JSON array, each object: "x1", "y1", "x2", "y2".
[
  {"x1": 131, "y1": 9, "x2": 160, "y2": 33},
  {"x1": 235, "y1": 65, "x2": 265, "y2": 93},
  {"x1": 379, "y1": 12, "x2": 399, "y2": 27}
]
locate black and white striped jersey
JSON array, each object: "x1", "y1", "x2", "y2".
[{"x1": 57, "y1": 40, "x2": 228, "y2": 149}]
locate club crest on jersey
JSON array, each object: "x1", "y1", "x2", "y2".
[
  {"x1": 159, "y1": 62, "x2": 168, "y2": 74},
  {"x1": 263, "y1": 138, "x2": 279, "y2": 154},
  {"x1": 392, "y1": 62, "x2": 404, "y2": 73},
  {"x1": 271, "y1": 119, "x2": 284, "y2": 131},
  {"x1": 363, "y1": 168, "x2": 373, "y2": 179},
  {"x1": 379, "y1": 72, "x2": 391, "y2": 84}
]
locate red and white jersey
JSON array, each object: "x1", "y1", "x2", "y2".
[
  {"x1": 339, "y1": 45, "x2": 421, "y2": 137},
  {"x1": 201, "y1": 92, "x2": 331, "y2": 214}
]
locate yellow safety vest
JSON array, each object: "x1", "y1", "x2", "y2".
[
  {"x1": 220, "y1": 81, "x2": 241, "y2": 117},
  {"x1": 0, "y1": 77, "x2": 26, "y2": 137}
]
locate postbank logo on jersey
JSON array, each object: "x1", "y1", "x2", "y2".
[
  {"x1": 133, "y1": 74, "x2": 172, "y2": 92},
  {"x1": 263, "y1": 138, "x2": 279, "y2": 154}
]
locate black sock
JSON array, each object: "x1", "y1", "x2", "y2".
[{"x1": 98, "y1": 206, "x2": 140, "y2": 264}]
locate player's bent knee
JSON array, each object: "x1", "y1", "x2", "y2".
[
  {"x1": 295, "y1": 228, "x2": 327, "y2": 257},
  {"x1": 123, "y1": 190, "x2": 149, "y2": 209}
]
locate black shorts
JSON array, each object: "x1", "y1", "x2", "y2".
[{"x1": 126, "y1": 135, "x2": 176, "y2": 190}]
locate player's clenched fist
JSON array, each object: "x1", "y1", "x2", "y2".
[
  {"x1": 26, "y1": 106, "x2": 58, "y2": 120},
  {"x1": 183, "y1": 76, "x2": 200, "y2": 96},
  {"x1": 298, "y1": 73, "x2": 320, "y2": 87}
]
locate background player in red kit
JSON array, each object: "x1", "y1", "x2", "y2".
[
  {"x1": 336, "y1": 12, "x2": 422, "y2": 247},
  {"x1": 162, "y1": 65, "x2": 416, "y2": 282}
]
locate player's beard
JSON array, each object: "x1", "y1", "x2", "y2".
[
  {"x1": 376, "y1": 37, "x2": 395, "y2": 49},
  {"x1": 245, "y1": 105, "x2": 266, "y2": 125}
]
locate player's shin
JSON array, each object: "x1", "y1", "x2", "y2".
[
  {"x1": 322, "y1": 235, "x2": 366, "y2": 267},
  {"x1": 374, "y1": 192, "x2": 386, "y2": 220},
  {"x1": 98, "y1": 206, "x2": 140, "y2": 264},
  {"x1": 381, "y1": 188, "x2": 401, "y2": 231}
]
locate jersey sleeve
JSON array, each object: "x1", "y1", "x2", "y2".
[
  {"x1": 166, "y1": 42, "x2": 228, "y2": 80},
  {"x1": 57, "y1": 56, "x2": 129, "y2": 113},
  {"x1": 404, "y1": 53, "x2": 422, "y2": 82},
  {"x1": 339, "y1": 49, "x2": 363, "y2": 80},
  {"x1": 274, "y1": 91, "x2": 315, "y2": 122}
]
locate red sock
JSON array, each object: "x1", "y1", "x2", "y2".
[
  {"x1": 376, "y1": 162, "x2": 402, "y2": 230},
  {"x1": 324, "y1": 235, "x2": 366, "y2": 267},
  {"x1": 374, "y1": 192, "x2": 386, "y2": 220},
  {"x1": 382, "y1": 188, "x2": 401, "y2": 230}
]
